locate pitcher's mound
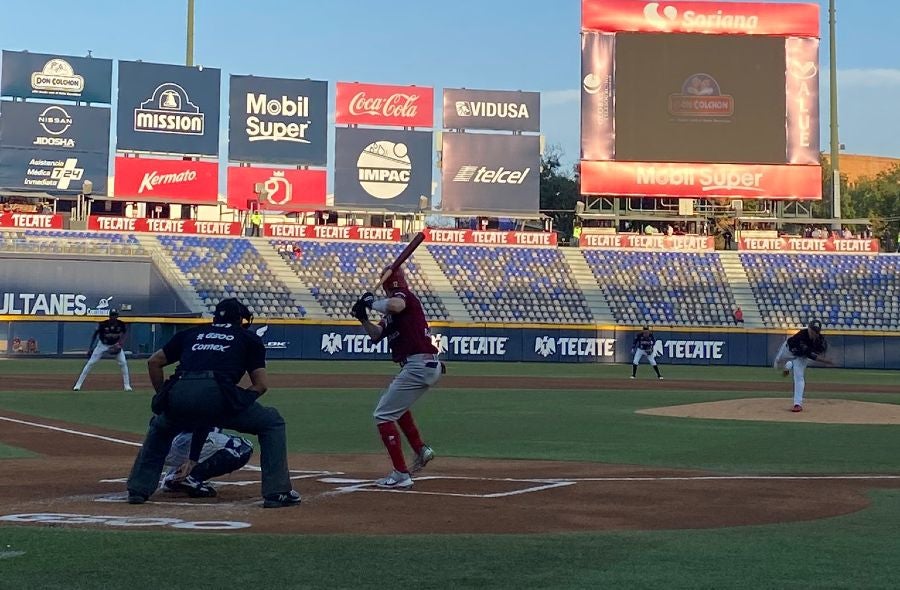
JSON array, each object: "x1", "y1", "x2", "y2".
[{"x1": 637, "y1": 398, "x2": 900, "y2": 425}]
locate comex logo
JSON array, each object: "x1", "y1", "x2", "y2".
[
  {"x1": 356, "y1": 140, "x2": 411, "y2": 199},
  {"x1": 535, "y1": 336, "x2": 556, "y2": 358},
  {"x1": 35, "y1": 105, "x2": 75, "y2": 148},
  {"x1": 452, "y1": 165, "x2": 530, "y2": 185},
  {"x1": 134, "y1": 83, "x2": 204, "y2": 135},
  {"x1": 31, "y1": 58, "x2": 84, "y2": 96},
  {"x1": 321, "y1": 333, "x2": 342, "y2": 355},
  {"x1": 643, "y1": 2, "x2": 678, "y2": 27}
]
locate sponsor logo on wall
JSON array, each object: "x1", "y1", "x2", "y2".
[
  {"x1": 430, "y1": 333, "x2": 509, "y2": 357},
  {"x1": 334, "y1": 128, "x2": 432, "y2": 210},
  {"x1": 134, "y1": 82, "x2": 204, "y2": 136},
  {"x1": 668, "y1": 73, "x2": 734, "y2": 120},
  {"x1": 113, "y1": 156, "x2": 218, "y2": 201},
  {"x1": 226, "y1": 166, "x2": 326, "y2": 211},
  {"x1": 335, "y1": 82, "x2": 434, "y2": 128},
  {"x1": 254, "y1": 326, "x2": 289, "y2": 350},
  {"x1": 228, "y1": 76, "x2": 328, "y2": 165},
  {"x1": 653, "y1": 339, "x2": 725, "y2": 359},
  {"x1": 320, "y1": 333, "x2": 389, "y2": 355},
  {"x1": 1, "y1": 50, "x2": 113, "y2": 103},
  {"x1": 442, "y1": 88, "x2": 540, "y2": 132},
  {"x1": 534, "y1": 337, "x2": 615, "y2": 358}
]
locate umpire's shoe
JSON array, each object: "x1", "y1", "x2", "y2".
[
  {"x1": 127, "y1": 491, "x2": 148, "y2": 505},
  {"x1": 263, "y1": 490, "x2": 301, "y2": 508}
]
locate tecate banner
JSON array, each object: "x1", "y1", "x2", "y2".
[
  {"x1": 579, "y1": 160, "x2": 822, "y2": 200},
  {"x1": 89, "y1": 216, "x2": 241, "y2": 236},
  {"x1": 228, "y1": 75, "x2": 328, "y2": 166},
  {"x1": 226, "y1": 166, "x2": 326, "y2": 211},
  {"x1": 113, "y1": 156, "x2": 218, "y2": 202},
  {"x1": 0, "y1": 150, "x2": 108, "y2": 194},
  {"x1": 442, "y1": 88, "x2": 540, "y2": 132},
  {"x1": 440, "y1": 133, "x2": 540, "y2": 213},
  {"x1": 0, "y1": 101, "x2": 110, "y2": 153},
  {"x1": 334, "y1": 127, "x2": 433, "y2": 211},
  {"x1": 581, "y1": 0, "x2": 820, "y2": 38},
  {"x1": 335, "y1": 82, "x2": 433, "y2": 128},
  {"x1": 116, "y1": 61, "x2": 221, "y2": 156},
  {"x1": 1, "y1": 50, "x2": 113, "y2": 103}
]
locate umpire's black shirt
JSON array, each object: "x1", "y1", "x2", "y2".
[{"x1": 163, "y1": 323, "x2": 266, "y2": 384}]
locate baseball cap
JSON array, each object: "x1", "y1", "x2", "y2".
[
  {"x1": 808, "y1": 319, "x2": 822, "y2": 333},
  {"x1": 109, "y1": 309, "x2": 119, "y2": 317}
]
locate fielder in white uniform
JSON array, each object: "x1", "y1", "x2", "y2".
[
  {"x1": 773, "y1": 320, "x2": 832, "y2": 412},
  {"x1": 631, "y1": 326, "x2": 663, "y2": 380},
  {"x1": 73, "y1": 309, "x2": 131, "y2": 391}
]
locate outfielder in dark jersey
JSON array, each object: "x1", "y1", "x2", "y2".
[
  {"x1": 73, "y1": 309, "x2": 131, "y2": 391},
  {"x1": 126, "y1": 298, "x2": 299, "y2": 508},
  {"x1": 631, "y1": 326, "x2": 663, "y2": 380},
  {"x1": 352, "y1": 265, "x2": 442, "y2": 489}
]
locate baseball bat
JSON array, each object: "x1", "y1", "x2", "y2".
[{"x1": 372, "y1": 231, "x2": 426, "y2": 291}]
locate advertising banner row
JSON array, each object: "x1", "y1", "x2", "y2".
[{"x1": 5, "y1": 321, "x2": 899, "y2": 370}]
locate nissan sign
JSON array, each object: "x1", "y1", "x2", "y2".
[
  {"x1": 440, "y1": 133, "x2": 540, "y2": 213},
  {"x1": 228, "y1": 75, "x2": 328, "y2": 166},
  {"x1": 442, "y1": 88, "x2": 540, "y2": 132}
]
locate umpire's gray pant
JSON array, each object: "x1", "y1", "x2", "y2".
[{"x1": 374, "y1": 354, "x2": 443, "y2": 422}]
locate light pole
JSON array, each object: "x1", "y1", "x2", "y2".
[
  {"x1": 186, "y1": 0, "x2": 195, "y2": 67},
  {"x1": 829, "y1": 0, "x2": 841, "y2": 221}
]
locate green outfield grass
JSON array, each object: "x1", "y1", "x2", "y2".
[{"x1": 0, "y1": 360, "x2": 898, "y2": 589}]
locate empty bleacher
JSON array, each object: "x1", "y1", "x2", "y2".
[
  {"x1": 272, "y1": 240, "x2": 449, "y2": 320},
  {"x1": 429, "y1": 245, "x2": 593, "y2": 323},
  {"x1": 158, "y1": 236, "x2": 305, "y2": 318},
  {"x1": 0, "y1": 230, "x2": 145, "y2": 255},
  {"x1": 741, "y1": 253, "x2": 900, "y2": 329},
  {"x1": 582, "y1": 251, "x2": 739, "y2": 326}
]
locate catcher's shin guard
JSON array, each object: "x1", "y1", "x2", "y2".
[{"x1": 190, "y1": 441, "x2": 253, "y2": 481}]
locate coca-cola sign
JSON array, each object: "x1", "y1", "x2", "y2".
[
  {"x1": 579, "y1": 233, "x2": 714, "y2": 251},
  {"x1": 335, "y1": 82, "x2": 434, "y2": 128},
  {"x1": 113, "y1": 156, "x2": 218, "y2": 203},
  {"x1": 88, "y1": 216, "x2": 241, "y2": 236},
  {"x1": 265, "y1": 224, "x2": 401, "y2": 242}
]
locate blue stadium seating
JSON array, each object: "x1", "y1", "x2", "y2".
[
  {"x1": 741, "y1": 253, "x2": 900, "y2": 329},
  {"x1": 272, "y1": 240, "x2": 448, "y2": 320},
  {"x1": 429, "y1": 245, "x2": 592, "y2": 323},
  {"x1": 0, "y1": 229, "x2": 144, "y2": 255},
  {"x1": 159, "y1": 236, "x2": 305, "y2": 318},
  {"x1": 583, "y1": 250, "x2": 738, "y2": 326}
]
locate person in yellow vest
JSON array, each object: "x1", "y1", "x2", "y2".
[
  {"x1": 572, "y1": 224, "x2": 582, "y2": 246},
  {"x1": 249, "y1": 210, "x2": 262, "y2": 237}
]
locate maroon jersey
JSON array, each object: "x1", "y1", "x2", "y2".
[{"x1": 377, "y1": 289, "x2": 439, "y2": 363}]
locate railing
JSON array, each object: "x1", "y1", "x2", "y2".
[{"x1": 0, "y1": 237, "x2": 146, "y2": 256}]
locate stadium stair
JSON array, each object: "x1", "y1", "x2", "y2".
[
  {"x1": 561, "y1": 248, "x2": 616, "y2": 325},
  {"x1": 133, "y1": 235, "x2": 208, "y2": 315},
  {"x1": 718, "y1": 250, "x2": 764, "y2": 328},
  {"x1": 418, "y1": 246, "x2": 473, "y2": 322},
  {"x1": 247, "y1": 236, "x2": 329, "y2": 319}
]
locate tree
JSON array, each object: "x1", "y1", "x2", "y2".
[
  {"x1": 845, "y1": 164, "x2": 900, "y2": 247},
  {"x1": 539, "y1": 145, "x2": 580, "y2": 238}
]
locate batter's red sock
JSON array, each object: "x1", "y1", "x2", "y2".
[
  {"x1": 377, "y1": 421, "x2": 408, "y2": 473},
  {"x1": 397, "y1": 411, "x2": 425, "y2": 454}
]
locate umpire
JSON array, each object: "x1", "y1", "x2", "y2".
[{"x1": 126, "y1": 298, "x2": 300, "y2": 508}]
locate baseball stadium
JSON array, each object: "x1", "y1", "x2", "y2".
[{"x1": 1, "y1": 1, "x2": 899, "y2": 588}]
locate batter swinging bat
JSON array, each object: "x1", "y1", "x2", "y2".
[{"x1": 372, "y1": 231, "x2": 426, "y2": 291}]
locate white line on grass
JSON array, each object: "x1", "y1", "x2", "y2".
[{"x1": 0, "y1": 416, "x2": 142, "y2": 447}]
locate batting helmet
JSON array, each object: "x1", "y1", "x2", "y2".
[
  {"x1": 383, "y1": 265, "x2": 408, "y2": 292},
  {"x1": 214, "y1": 298, "x2": 253, "y2": 327}
]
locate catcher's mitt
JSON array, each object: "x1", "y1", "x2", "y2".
[{"x1": 351, "y1": 299, "x2": 368, "y2": 322}]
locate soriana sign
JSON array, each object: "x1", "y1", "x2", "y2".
[
  {"x1": 266, "y1": 224, "x2": 401, "y2": 242},
  {"x1": 423, "y1": 229, "x2": 558, "y2": 247},
  {"x1": 582, "y1": 0, "x2": 820, "y2": 37},
  {"x1": 114, "y1": 157, "x2": 218, "y2": 202},
  {"x1": 335, "y1": 82, "x2": 433, "y2": 128},
  {"x1": 580, "y1": 161, "x2": 822, "y2": 200},
  {"x1": 227, "y1": 166, "x2": 326, "y2": 212},
  {"x1": 0, "y1": 213, "x2": 63, "y2": 229},
  {"x1": 580, "y1": 233, "x2": 714, "y2": 251},
  {"x1": 88, "y1": 216, "x2": 241, "y2": 236},
  {"x1": 739, "y1": 237, "x2": 880, "y2": 254}
]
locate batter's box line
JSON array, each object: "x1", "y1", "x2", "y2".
[
  {"x1": 316, "y1": 476, "x2": 576, "y2": 499},
  {"x1": 551, "y1": 475, "x2": 900, "y2": 482},
  {"x1": 99, "y1": 470, "x2": 343, "y2": 488}
]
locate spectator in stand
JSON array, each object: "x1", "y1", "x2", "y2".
[
  {"x1": 26, "y1": 338, "x2": 39, "y2": 353},
  {"x1": 723, "y1": 229, "x2": 733, "y2": 250},
  {"x1": 11, "y1": 337, "x2": 23, "y2": 353},
  {"x1": 665, "y1": 224, "x2": 674, "y2": 236},
  {"x1": 842, "y1": 227, "x2": 852, "y2": 239},
  {"x1": 861, "y1": 226, "x2": 872, "y2": 239},
  {"x1": 249, "y1": 210, "x2": 262, "y2": 237},
  {"x1": 733, "y1": 307, "x2": 744, "y2": 324},
  {"x1": 571, "y1": 224, "x2": 582, "y2": 246},
  {"x1": 292, "y1": 243, "x2": 302, "y2": 260},
  {"x1": 803, "y1": 226, "x2": 813, "y2": 238}
]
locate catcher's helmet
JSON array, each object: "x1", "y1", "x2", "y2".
[
  {"x1": 214, "y1": 298, "x2": 253, "y2": 327},
  {"x1": 383, "y1": 265, "x2": 408, "y2": 292}
]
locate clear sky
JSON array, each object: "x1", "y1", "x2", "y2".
[{"x1": 1, "y1": 0, "x2": 898, "y2": 172}]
